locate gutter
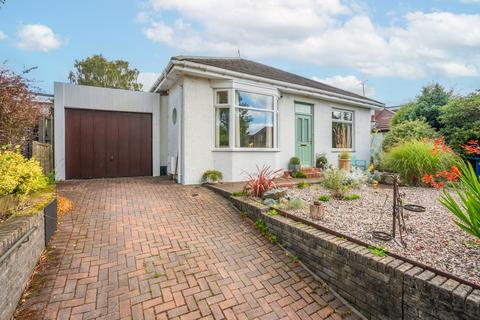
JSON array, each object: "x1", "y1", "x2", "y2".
[{"x1": 152, "y1": 59, "x2": 385, "y2": 109}]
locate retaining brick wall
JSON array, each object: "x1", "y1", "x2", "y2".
[
  {"x1": 228, "y1": 195, "x2": 480, "y2": 320},
  {"x1": 0, "y1": 211, "x2": 45, "y2": 320}
]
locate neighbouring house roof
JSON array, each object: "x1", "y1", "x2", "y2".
[
  {"x1": 153, "y1": 56, "x2": 384, "y2": 108},
  {"x1": 372, "y1": 107, "x2": 396, "y2": 132}
]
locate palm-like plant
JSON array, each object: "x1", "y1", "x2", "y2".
[
  {"x1": 244, "y1": 165, "x2": 282, "y2": 198},
  {"x1": 439, "y1": 161, "x2": 480, "y2": 239}
]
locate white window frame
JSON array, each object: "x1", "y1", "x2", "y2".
[
  {"x1": 214, "y1": 89, "x2": 231, "y2": 148},
  {"x1": 234, "y1": 90, "x2": 277, "y2": 149},
  {"x1": 213, "y1": 86, "x2": 278, "y2": 151},
  {"x1": 332, "y1": 108, "x2": 355, "y2": 151}
]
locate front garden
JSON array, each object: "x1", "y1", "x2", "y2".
[{"x1": 218, "y1": 135, "x2": 480, "y2": 288}]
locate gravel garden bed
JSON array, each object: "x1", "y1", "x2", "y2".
[{"x1": 284, "y1": 184, "x2": 480, "y2": 286}]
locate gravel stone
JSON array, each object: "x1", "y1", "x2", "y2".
[{"x1": 285, "y1": 184, "x2": 480, "y2": 285}]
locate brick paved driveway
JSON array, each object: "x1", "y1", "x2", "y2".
[{"x1": 16, "y1": 178, "x2": 359, "y2": 320}]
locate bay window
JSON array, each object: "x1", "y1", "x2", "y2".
[
  {"x1": 332, "y1": 109, "x2": 354, "y2": 149},
  {"x1": 215, "y1": 89, "x2": 276, "y2": 149}
]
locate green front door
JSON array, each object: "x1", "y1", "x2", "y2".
[{"x1": 295, "y1": 113, "x2": 313, "y2": 167}]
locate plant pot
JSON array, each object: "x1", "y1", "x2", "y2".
[
  {"x1": 44, "y1": 197, "x2": 57, "y2": 246},
  {"x1": 338, "y1": 159, "x2": 350, "y2": 172},
  {"x1": 310, "y1": 201, "x2": 325, "y2": 220},
  {"x1": 289, "y1": 164, "x2": 301, "y2": 172}
]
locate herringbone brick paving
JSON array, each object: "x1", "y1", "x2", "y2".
[{"x1": 15, "y1": 178, "x2": 360, "y2": 320}]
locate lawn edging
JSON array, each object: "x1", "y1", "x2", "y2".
[
  {"x1": 208, "y1": 185, "x2": 480, "y2": 320},
  {"x1": 0, "y1": 198, "x2": 57, "y2": 320}
]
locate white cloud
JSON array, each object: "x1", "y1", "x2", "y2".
[
  {"x1": 16, "y1": 24, "x2": 61, "y2": 52},
  {"x1": 140, "y1": 0, "x2": 480, "y2": 79},
  {"x1": 137, "y1": 72, "x2": 160, "y2": 91},
  {"x1": 0, "y1": 31, "x2": 6, "y2": 40},
  {"x1": 313, "y1": 75, "x2": 374, "y2": 97}
]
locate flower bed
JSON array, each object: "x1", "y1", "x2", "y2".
[{"x1": 284, "y1": 184, "x2": 480, "y2": 285}]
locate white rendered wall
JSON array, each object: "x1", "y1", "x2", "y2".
[
  {"x1": 160, "y1": 94, "x2": 169, "y2": 168},
  {"x1": 54, "y1": 82, "x2": 161, "y2": 180},
  {"x1": 166, "y1": 82, "x2": 183, "y2": 180},
  {"x1": 178, "y1": 76, "x2": 373, "y2": 184}
]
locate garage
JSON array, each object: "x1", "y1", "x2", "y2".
[{"x1": 65, "y1": 108, "x2": 152, "y2": 179}]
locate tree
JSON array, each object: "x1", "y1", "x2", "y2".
[
  {"x1": 391, "y1": 83, "x2": 451, "y2": 130},
  {"x1": 0, "y1": 66, "x2": 41, "y2": 148},
  {"x1": 382, "y1": 120, "x2": 438, "y2": 151},
  {"x1": 68, "y1": 54, "x2": 142, "y2": 91},
  {"x1": 440, "y1": 92, "x2": 480, "y2": 156}
]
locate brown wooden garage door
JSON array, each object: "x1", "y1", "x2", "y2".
[{"x1": 65, "y1": 108, "x2": 152, "y2": 179}]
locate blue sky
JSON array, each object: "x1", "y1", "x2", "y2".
[{"x1": 1, "y1": 0, "x2": 479, "y2": 106}]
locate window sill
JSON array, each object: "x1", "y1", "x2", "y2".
[
  {"x1": 212, "y1": 148, "x2": 280, "y2": 152},
  {"x1": 332, "y1": 148, "x2": 355, "y2": 153}
]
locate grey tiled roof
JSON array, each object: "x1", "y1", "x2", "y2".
[{"x1": 173, "y1": 56, "x2": 383, "y2": 105}]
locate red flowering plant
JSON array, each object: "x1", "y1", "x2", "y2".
[
  {"x1": 463, "y1": 139, "x2": 480, "y2": 156},
  {"x1": 422, "y1": 138, "x2": 460, "y2": 188},
  {"x1": 244, "y1": 165, "x2": 282, "y2": 198}
]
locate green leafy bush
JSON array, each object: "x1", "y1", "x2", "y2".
[
  {"x1": 201, "y1": 170, "x2": 223, "y2": 183},
  {"x1": 382, "y1": 120, "x2": 438, "y2": 151},
  {"x1": 297, "y1": 180, "x2": 310, "y2": 189},
  {"x1": 316, "y1": 153, "x2": 328, "y2": 170},
  {"x1": 323, "y1": 168, "x2": 348, "y2": 199},
  {"x1": 289, "y1": 157, "x2": 301, "y2": 165},
  {"x1": 291, "y1": 171, "x2": 307, "y2": 179},
  {"x1": 343, "y1": 194, "x2": 361, "y2": 201},
  {"x1": 283, "y1": 198, "x2": 305, "y2": 210},
  {"x1": 318, "y1": 195, "x2": 330, "y2": 202},
  {"x1": 440, "y1": 162, "x2": 480, "y2": 239},
  {"x1": 382, "y1": 140, "x2": 458, "y2": 186},
  {"x1": 0, "y1": 148, "x2": 48, "y2": 197},
  {"x1": 440, "y1": 92, "x2": 480, "y2": 157}
]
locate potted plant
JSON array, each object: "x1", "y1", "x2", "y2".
[
  {"x1": 201, "y1": 170, "x2": 223, "y2": 184},
  {"x1": 315, "y1": 153, "x2": 328, "y2": 170},
  {"x1": 289, "y1": 157, "x2": 301, "y2": 172},
  {"x1": 338, "y1": 150, "x2": 351, "y2": 172}
]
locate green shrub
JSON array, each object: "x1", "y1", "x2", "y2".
[
  {"x1": 289, "y1": 157, "x2": 301, "y2": 165},
  {"x1": 316, "y1": 153, "x2": 328, "y2": 170},
  {"x1": 382, "y1": 120, "x2": 438, "y2": 151},
  {"x1": 0, "y1": 148, "x2": 48, "y2": 197},
  {"x1": 201, "y1": 170, "x2": 223, "y2": 183},
  {"x1": 231, "y1": 190, "x2": 248, "y2": 197},
  {"x1": 291, "y1": 171, "x2": 307, "y2": 179},
  {"x1": 343, "y1": 194, "x2": 361, "y2": 201},
  {"x1": 439, "y1": 92, "x2": 480, "y2": 157},
  {"x1": 284, "y1": 198, "x2": 305, "y2": 210},
  {"x1": 267, "y1": 208, "x2": 278, "y2": 216},
  {"x1": 368, "y1": 245, "x2": 388, "y2": 257},
  {"x1": 339, "y1": 150, "x2": 351, "y2": 160},
  {"x1": 382, "y1": 140, "x2": 458, "y2": 186},
  {"x1": 323, "y1": 168, "x2": 348, "y2": 199},
  {"x1": 440, "y1": 161, "x2": 480, "y2": 239},
  {"x1": 46, "y1": 170, "x2": 56, "y2": 185},
  {"x1": 297, "y1": 180, "x2": 310, "y2": 189},
  {"x1": 318, "y1": 195, "x2": 330, "y2": 202}
]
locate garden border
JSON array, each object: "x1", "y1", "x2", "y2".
[
  {"x1": 0, "y1": 198, "x2": 57, "y2": 320},
  {"x1": 207, "y1": 184, "x2": 480, "y2": 320}
]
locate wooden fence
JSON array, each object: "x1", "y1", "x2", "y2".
[{"x1": 32, "y1": 141, "x2": 53, "y2": 174}]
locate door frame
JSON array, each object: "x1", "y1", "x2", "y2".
[{"x1": 294, "y1": 102, "x2": 314, "y2": 167}]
